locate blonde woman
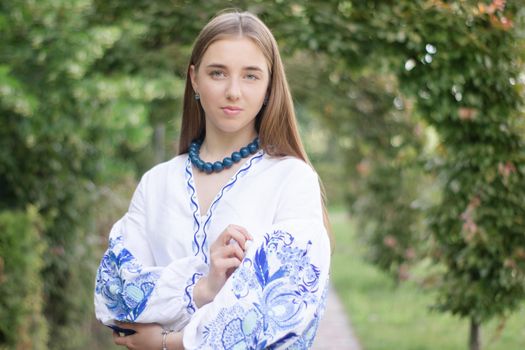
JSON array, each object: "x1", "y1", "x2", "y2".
[{"x1": 95, "y1": 10, "x2": 332, "y2": 350}]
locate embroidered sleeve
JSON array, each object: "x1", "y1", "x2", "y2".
[
  {"x1": 182, "y1": 226, "x2": 330, "y2": 349},
  {"x1": 94, "y1": 177, "x2": 207, "y2": 330},
  {"x1": 183, "y1": 162, "x2": 331, "y2": 349}
]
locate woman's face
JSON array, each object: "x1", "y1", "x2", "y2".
[{"x1": 190, "y1": 36, "x2": 269, "y2": 140}]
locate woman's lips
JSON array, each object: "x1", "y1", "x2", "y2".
[{"x1": 222, "y1": 106, "x2": 243, "y2": 116}]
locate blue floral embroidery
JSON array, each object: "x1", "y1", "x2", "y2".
[
  {"x1": 199, "y1": 230, "x2": 325, "y2": 349},
  {"x1": 202, "y1": 305, "x2": 267, "y2": 350},
  {"x1": 95, "y1": 234, "x2": 160, "y2": 321},
  {"x1": 274, "y1": 283, "x2": 329, "y2": 350},
  {"x1": 184, "y1": 272, "x2": 204, "y2": 314}
]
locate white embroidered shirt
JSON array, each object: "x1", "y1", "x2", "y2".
[{"x1": 94, "y1": 150, "x2": 331, "y2": 349}]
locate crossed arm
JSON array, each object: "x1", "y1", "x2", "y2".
[
  {"x1": 106, "y1": 224, "x2": 253, "y2": 350},
  {"x1": 109, "y1": 223, "x2": 330, "y2": 350}
]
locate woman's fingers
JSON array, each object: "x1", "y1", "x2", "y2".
[
  {"x1": 228, "y1": 224, "x2": 253, "y2": 240},
  {"x1": 212, "y1": 243, "x2": 245, "y2": 262},
  {"x1": 211, "y1": 245, "x2": 243, "y2": 269},
  {"x1": 218, "y1": 224, "x2": 252, "y2": 250},
  {"x1": 219, "y1": 225, "x2": 245, "y2": 246},
  {"x1": 218, "y1": 257, "x2": 243, "y2": 271},
  {"x1": 204, "y1": 224, "x2": 253, "y2": 300},
  {"x1": 226, "y1": 243, "x2": 245, "y2": 261},
  {"x1": 112, "y1": 331, "x2": 127, "y2": 346}
]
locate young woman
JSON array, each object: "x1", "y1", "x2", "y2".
[{"x1": 95, "y1": 10, "x2": 332, "y2": 350}]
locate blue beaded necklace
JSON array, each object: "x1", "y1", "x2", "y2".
[{"x1": 189, "y1": 137, "x2": 260, "y2": 174}]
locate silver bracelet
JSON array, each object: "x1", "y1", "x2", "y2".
[{"x1": 161, "y1": 329, "x2": 174, "y2": 350}]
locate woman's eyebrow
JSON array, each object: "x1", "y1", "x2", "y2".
[
  {"x1": 205, "y1": 63, "x2": 264, "y2": 72},
  {"x1": 244, "y1": 66, "x2": 264, "y2": 72},
  {"x1": 205, "y1": 63, "x2": 227, "y2": 69}
]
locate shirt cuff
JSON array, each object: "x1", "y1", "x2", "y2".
[{"x1": 184, "y1": 272, "x2": 205, "y2": 315}]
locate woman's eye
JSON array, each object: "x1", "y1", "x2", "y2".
[
  {"x1": 210, "y1": 70, "x2": 225, "y2": 78},
  {"x1": 246, "y1": 74, "x2": 259, "y2": 80}
]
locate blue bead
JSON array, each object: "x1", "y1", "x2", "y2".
[
  {"x1": 196, "y1": 159, "x2": 204, "y2": 170},
  {"x1": 213, "y1": 162, "x2": 224, "y2": 172},
  {"x1": 222, "y1": 157, "x2": 234, "y2": 168},
  {"x1": 204, "y1": 162, "x2": 213, "y2": 174},
  {"x1": 240, "y1": 147, "x2": 250, "y2": 158},
  {"x1": 248, "y1": 143, "x2": 257, "y2": 154},
  {"x1": 231, "y1": 152, "x2": 242, "y2": 162}
]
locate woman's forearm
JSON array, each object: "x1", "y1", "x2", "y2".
[
  {"x1": 167, "y1": 331, "x2": 184, "y2": 350},
  {"x1": 192, "y1": 276, "x2": 214, "y2": 308}
]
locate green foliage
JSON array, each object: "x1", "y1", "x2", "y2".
[
  {"x1": 285, "y1": 49, "x2": 431, "y2": 279},
  {"x1": 0, "y1": 0, "x2": 182, "y2": 348},
  {"x1": 389, "y1": 2, "x2": 525, "y2": 323},
  {"x1": 328, "y1": 71, "x2": 430, "y2": 280},
  {"x1": 0, "y1": 207, "x2": 48, "y2": 350},
  {"x1": 290, "y1": 2, "x2": 525, "y2": 343},
  {"x1": 271, "y1": 1, "x2": 525, "y2": 344}
]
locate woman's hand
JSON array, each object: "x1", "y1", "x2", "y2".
[
  {"x1": 112, "y1": 321, "x2": 183, "y2": 350},
  {"x1": 193, "y1": 224, "x2": 252, "y2": 307}
]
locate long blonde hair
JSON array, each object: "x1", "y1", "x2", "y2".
[{"x1": 178, "y1": 10, "x2": 334, "y2": 251}]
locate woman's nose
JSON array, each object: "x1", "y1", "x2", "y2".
[{"x1": 226, "y1": 78, "x2": 241, "y2": 100}]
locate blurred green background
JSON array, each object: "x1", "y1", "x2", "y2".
[{"x1": 1, "y1": 1, "x2": 524, "y2": 349}]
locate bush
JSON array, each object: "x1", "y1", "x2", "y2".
[{"x1": 0, "y1": 207, "x2": 48, "y2": 350}]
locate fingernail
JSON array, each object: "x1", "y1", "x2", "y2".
[{"x1": 245, "y1": 240, "x2": 253, "y2": 250}]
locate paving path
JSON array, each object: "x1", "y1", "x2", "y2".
[{"x1": 311, "y1": 285, "x2": 362, "y2": 350}]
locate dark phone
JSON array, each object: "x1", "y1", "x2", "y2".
[{"x1": 108, "y1": 324, "x2": 137, "y2": 336}]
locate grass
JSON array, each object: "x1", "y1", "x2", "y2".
[{"x1": 329, "y1": 209, "x2": 525, "y2": 350}]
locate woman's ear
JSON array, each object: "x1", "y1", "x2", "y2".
[{"x1": 189, "y1": 65, "x2": 198, "y2": 93}]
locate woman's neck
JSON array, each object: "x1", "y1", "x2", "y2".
[{"x1": 199, "y1": 130, "x2": 258, "y2": 161}]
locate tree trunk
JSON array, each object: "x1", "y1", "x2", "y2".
[
  {"x1": 469, "y1": 318, "x2": 481, "y2": 350},
  {"x1": 153, "y1": 123, "x2": 165, "y2": 164}
]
